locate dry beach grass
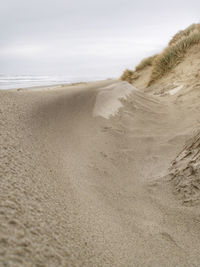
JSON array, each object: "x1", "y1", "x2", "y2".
[{"x1": 121, "y1": 23, "x2": 200, "y2": 86}]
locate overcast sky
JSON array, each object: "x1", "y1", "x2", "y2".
[{"x1": 1, "y1": 0, "x2": 200, "y2": 78}]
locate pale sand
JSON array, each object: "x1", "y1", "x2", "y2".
[
  {"x1": 168, "y1": 85, "x2": 184, "y2": 96},
  {"x1": 1, "y1": 79, "x2": 200, "y2": 266}
]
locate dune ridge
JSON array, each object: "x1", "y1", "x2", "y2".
[{"x1": 1, "y1": 75, "x2": 200, "y2": 266}]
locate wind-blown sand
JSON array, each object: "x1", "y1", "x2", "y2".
[{"x1": 1, "y1": 79, "x2": 200, "y2": 266}]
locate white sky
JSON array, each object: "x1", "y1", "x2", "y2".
[{"x1": 1, "y1": 0, "x2": 200, "y2": 78}]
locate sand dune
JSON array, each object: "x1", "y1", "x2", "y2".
[{"x1": 1, "y1": 80, "x2": 200, "y2": 266}]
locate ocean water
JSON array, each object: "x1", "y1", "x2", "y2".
[{"x1": 0, "y1": 74, "x2": 106, "y2": 90}]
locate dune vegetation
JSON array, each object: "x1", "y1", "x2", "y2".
[
  {"x1": 135, "y1": 55, "x2": 157, "y2": 71},
  {"x1": 169, "y1": 23, "x2": 200, "y2": 46},
  {"x1": 121, "y1": 23, "x2": 200, "y2": 86},
  {"x1": 120, "y1": 69, "x2": 135, "y2": 83}
]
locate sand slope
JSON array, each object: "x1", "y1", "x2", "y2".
[{"x1": 1, "y1": 80, "x2": 200, "y2": 266}]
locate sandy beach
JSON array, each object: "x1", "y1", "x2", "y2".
[{"x1": 1, "y1": 79, "x2": 200, "y2": 266}]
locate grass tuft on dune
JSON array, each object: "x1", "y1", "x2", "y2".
[
  {"x1": 120, "y1": 69, "x2": 134, "y2": 83},
  {"x1": 169, "y1": 23, "x2": 200, "y2": 46},
  {"x1": 148, "y1": 27, "x2": 200, "y2": 85},
  {"x1": 135, "y1": 55, "x2": 157, "y2": 71},
  {"x1": 121, "y1": 23, "x2": 200, "y2": 86}
]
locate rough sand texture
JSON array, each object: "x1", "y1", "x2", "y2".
[
  {"x1": 1, "y1": 80, "x2": 200, "y2": 266},
  {"x1": 169, "y1": 131, "x2": 200, "y2": 205}
]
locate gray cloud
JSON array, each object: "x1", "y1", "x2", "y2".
[{"x1": 1, "y1": 0, "x2": 200, "y2": 77}]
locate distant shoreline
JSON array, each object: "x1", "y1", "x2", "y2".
[
  {"x1": 0, "y1": 78, "x2": 115, "y2": 92},
  {"x1": 0, "y1": 75, "x2": 111, "y2": 90}
]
